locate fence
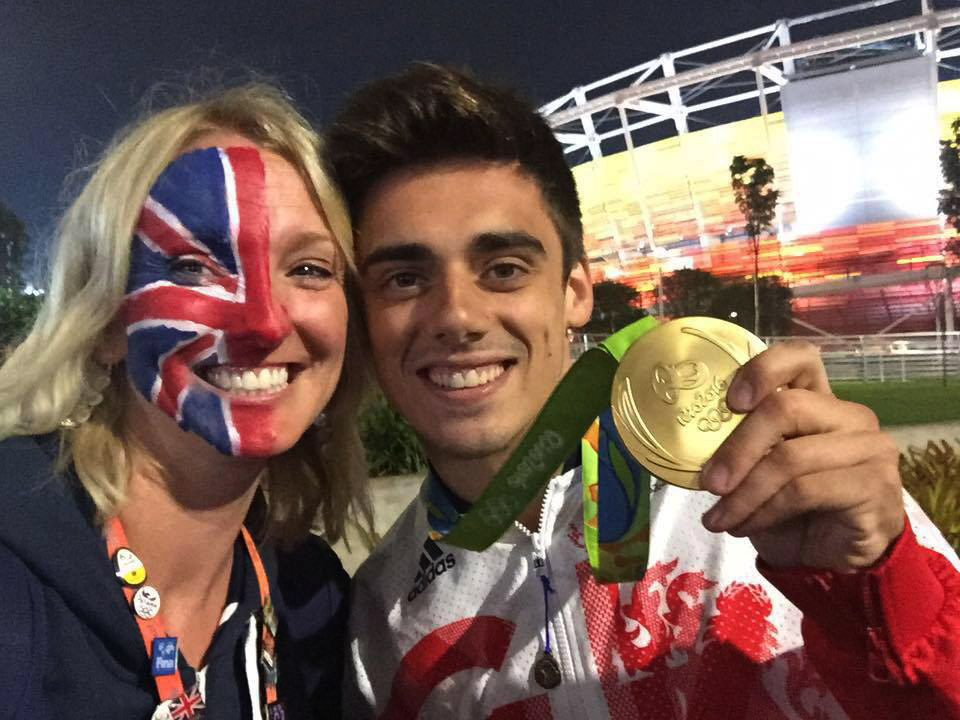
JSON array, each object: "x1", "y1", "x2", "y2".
[{"x1": 570, "y1": 330, "x2": 960, "y2": 382}]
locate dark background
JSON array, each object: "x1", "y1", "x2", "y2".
[{"x1": 0, "y1": 0, "x2": 919, "y2": 253}]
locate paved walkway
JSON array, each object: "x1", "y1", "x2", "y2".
[
  {"x1": 333, "y1": 421, "x2": 960, "y2": 575},
  {"x1": 333, "y1": 473, "x2": 423, "y2": 576}
]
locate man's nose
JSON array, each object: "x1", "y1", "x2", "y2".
[{"x1": 431, "y1": 271, "x2": 488, "y2": 345}]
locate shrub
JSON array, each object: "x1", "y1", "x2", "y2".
[
  {"x1": 899, "y1": 440, "x2": 960, "y2": 553},
  {"x1": 358, "y1": 391, "x2": 427, "y2": 477}
]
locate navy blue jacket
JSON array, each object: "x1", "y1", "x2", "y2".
[{"x1": 0, "y1": 434, "x2": 349, "y2": 719}]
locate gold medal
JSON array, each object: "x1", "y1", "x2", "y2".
[{"x1": 611, "y1": 317, "x2": 766, "y2": 490}]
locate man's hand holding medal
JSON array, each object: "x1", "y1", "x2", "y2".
[{"x1": 698, "y1": 338, "x2": 905, "y2": 570}]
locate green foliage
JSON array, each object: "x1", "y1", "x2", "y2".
[
  {"x1": 730, "y1": 156, "x2": 780, "y2": 239},
  {"x1": 583, "y1": 280, "x2": 647, "y2": 334},
  {"x1": 0, "y1": 286, "x2": 41, "y2": 354},
  {"x1": 658, "y1": 267, "x2": 792, "y2": 335},
  {"x1": 0, "y1": 202, "x2": 27, "y2": 289},
  {"x1": 899, "y1": 440, "x2": 960, "y2": 553},
  {"x1": 731, "y1": 156, "x2": 780, "y2": 335},
  {"x1": 660, "y1": 268, "x2": 724, "y2": 317},
  {"x1": 358, "y1": 390, "x2": 427, "y2": 477},
  {"x1": 712, "y1": 276, "x2": 793, "y2": 336},
  {"x1": 945, "y1": 237, "x2": 960, "y2": 265},
  {"x1": 939, "y1": 118, "x2": 960, "y2": 239}
]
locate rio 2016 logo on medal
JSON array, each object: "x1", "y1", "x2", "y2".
[{"x1": 611, "y1": 317, "x2": 766, "y2": 490}]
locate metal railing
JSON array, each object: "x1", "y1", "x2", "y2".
[
  {"x1": 570, "y1": 330, "x2": 960, "y2": 382},
  {"x1": 540, "y1": 0, "x2": 960, "y2": 163}
]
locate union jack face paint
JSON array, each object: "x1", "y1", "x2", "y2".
[{"x1": 124, "y1": 146, "x2": 292, "y2": 457}]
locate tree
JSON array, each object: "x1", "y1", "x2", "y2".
[
  {"x1": 583, "y1": 280, "x2": 647, "y2": 334},
  {"x1": 730, "y1": 156, "x2": 780, "y2": 336},
  {"x1": 710, "y1": 276, "x2": 793, "y2": 337},
  {"x1": 0, "y1": 286, "x2": 41, "y2": 355},
  {"x1": 0, "y1": 202, "x2": 27, "y2": 289},
  {"x1": 659, "y1": 268, "x2": 724, "y2": 318},
  {"x1": 939, "y1": 118, "x2": 960, "y2": 264}
]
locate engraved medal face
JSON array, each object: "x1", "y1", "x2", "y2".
[{"x1": 611, "y1": 317, "x2": 766, "y2": 490}]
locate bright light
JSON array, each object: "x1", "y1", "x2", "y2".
[
  {"x1": 663, "y1": 255, "x2": 694, "y2": 273},
  {"x1": 782, "y1": 55, "x2": 939, "y2": 233},
  {"x1": 788, "y1": 129, "x2": 859, "y2": 234},
  {"x1": 896, "y1": 254, "x2": 944, "y2": 265},
  {"x1": 872, "y1": 107, "x2": 939, "y2": 219},
  {"x1": 604, "y1": 265, "x2": 623, "y2": 279},
  {"x1": 729, "y1": 311, "x2": 738, "y2": 318}
]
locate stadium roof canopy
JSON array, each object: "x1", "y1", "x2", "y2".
[{"x1": 541, "y1": 0, "x2": 960, "y2": 164}]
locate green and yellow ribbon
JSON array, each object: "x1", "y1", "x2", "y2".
[{"x1": 428, "y1": 316, "x2": 658, "y2": 583}]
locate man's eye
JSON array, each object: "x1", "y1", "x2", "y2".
[
  {"x1": 389, "y1": 272, "x2": 420, "y2": 289},
  {"x1": 488, "y1": 263, "x2": 525, "y2": 281}
]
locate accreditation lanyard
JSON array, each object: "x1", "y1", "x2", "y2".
[{"x1": 103, "y1": 516, "x2": 279, "y2": 713}]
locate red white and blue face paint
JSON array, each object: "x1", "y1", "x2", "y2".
[{"x1": 124, "y1": 146, "x2": 290, "y2": 456}]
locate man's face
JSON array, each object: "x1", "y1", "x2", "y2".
[
  {"x1": 357, "y1": 161, "x2": 592, "y2": 472},
  {"x1": 122, "y1": 139, "x2": 348, "y2": 457}
]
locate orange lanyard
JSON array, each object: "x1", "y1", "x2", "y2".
[{"x1": 103, "y1": 516, "x2": 278, "y2": 712}]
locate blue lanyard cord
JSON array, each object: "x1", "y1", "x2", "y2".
[{"x1": 540, "y1": 574, "x2": 556, "y2": 655}]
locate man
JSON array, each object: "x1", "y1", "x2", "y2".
[{"x1": 327, "y1": 64, "x2": 960, "y2": 719}]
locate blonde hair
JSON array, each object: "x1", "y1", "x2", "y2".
[{"x1": 0, "y1": 82, "x2": 374, "y2": 547}]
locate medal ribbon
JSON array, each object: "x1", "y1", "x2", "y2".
[
  {"x1": 430, "y1": 316, "x2": 658, "y2": 583},
  {"x1": 103, "y1": 517, "x2": 278, "y2": 710}
]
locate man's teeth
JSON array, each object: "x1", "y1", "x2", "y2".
[
  {"x1": 206, "y1": 366, "x2": 289, "y2": 394},
  {"x1": 428, "y1": 363, "x2": 504, "y2": 390}
]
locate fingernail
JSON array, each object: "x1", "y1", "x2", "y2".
[
  {"x1": 727, "y1": 378, "x2": 753, "y2": 411},
  {"x1": 703, "y1": 505, "x2": 725, "y2": 532},
  {"x1": 700, "y1": 460, "x2": 728, "y2": 494}
]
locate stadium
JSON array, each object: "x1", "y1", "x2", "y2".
[{"x1": 541, "y1": 0, "x2": 960, "y2": 348}]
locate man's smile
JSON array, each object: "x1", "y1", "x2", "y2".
[{"x1": 424, "y1": 362, "x2": 512, "y2": 390}]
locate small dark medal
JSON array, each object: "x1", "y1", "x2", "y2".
[{"x1": 533, "y1": 652, "x2": 561, "y2": 689}]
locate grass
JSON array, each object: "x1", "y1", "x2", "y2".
[{"x1": 832, "y1": 378, "x2": 960, "y2": 427}]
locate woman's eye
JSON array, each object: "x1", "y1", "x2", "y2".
[
  {"x1": 289, "y1": 262, "x2": 334, "y2": 280},
  {"x1": 169, "y1": 258, "x2": 213, "y2": 284}
]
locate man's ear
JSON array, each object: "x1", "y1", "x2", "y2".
[
  {"x1": 564, "y1": 256, "x2": 593, "y2": 330},
  {"x1": 94, "y1": 316, "x2": 127, "y2": 366}
]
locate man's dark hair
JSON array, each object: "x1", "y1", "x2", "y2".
[{"x1": 325, "y1": 63, "x2": 584, "y2": 278}]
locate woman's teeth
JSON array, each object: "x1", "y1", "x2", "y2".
[
  {"x1": 206, "y1": 366, "x2": 289, "y2": 394},
  {"x1": 428, "y1": 363, "x2": 504, "y2": 389}
]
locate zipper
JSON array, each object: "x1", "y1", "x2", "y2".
[
  {"x1": 514, "y1": 475, "x2": 569, "y2": 694},
  {"x1": 513, "y1": 473, "x2": 556, "y2": 540}
]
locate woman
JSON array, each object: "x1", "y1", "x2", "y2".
[{"x1": 0, "y1": 83, "x2": 372, "y2": 719}]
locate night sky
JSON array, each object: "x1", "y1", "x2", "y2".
[{"x1": 1, "y1": 0, "x2": 922, "y2": 252}]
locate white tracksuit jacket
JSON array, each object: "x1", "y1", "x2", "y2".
[{"x1": 344, "y1": 467, "x2": 960, "y2": 720}]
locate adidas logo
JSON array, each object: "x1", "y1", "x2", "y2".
[{"x1": 407, "y1": 537, "x2": 456, "y2": 602}]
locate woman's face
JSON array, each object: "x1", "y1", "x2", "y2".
[{"x1": 121, "y1": 131, "x2": 348, "y2": 457}]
